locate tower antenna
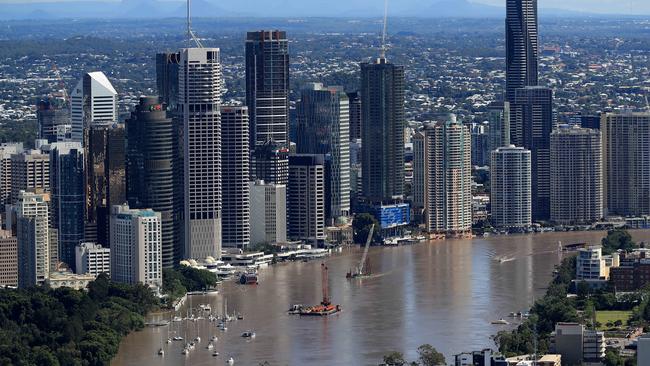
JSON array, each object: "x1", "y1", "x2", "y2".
[
  {"x1": 380, "y1": 0, "x2": 388, "y2": 59},
  {"x1": 187, "y1": 0, "x2": 204, "y2": 48}
]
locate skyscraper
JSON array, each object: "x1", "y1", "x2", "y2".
[
  {"x1": 16, "y1": 191, "x2": 50, "y2": 288},
  {"x1": 491, "y1": 145, "x2": 532, "y2": 229},
  {"x1": 245, "y1": 30, "x2": 290, "y2": 148},
  {"x1": 602, "y1": 113, "x2": 650, "y2": 216},
  {"x1": 505, "y1": 0, "x2": 538, "y2": 102},
  {"x1": 296, "y1": 83, "x2": 350, "y2": 221},
  {"x1": 109, "y1": 204, "x2": 162, "y2": 290},
  {"x1": 422, "y1": 117, "x2": 472, "y2": 236},
  {"x1": 550, "y1": 125, "x2": 602, "y2": 224},
  {"x1": 250, "y1": 180, "x2": 286, "y2": 246},
  {"x1": 411, "y1": 131, "x2": 425, "y2": 220},
  {"x1": 0, "y1": 143, "x2": 23, "y2": 206},
  {"x1": 347, "y1": 91, "x2": 362, "y2": 141},
  {"x1": 488, "y1": 101, "x2": 510, "y2": 152},
  {"x1": 47, "y1": 142, "x2": 85, "y2": 272},
  {"x1": 0, "y1": 230, "x2": 17, "y2": 287},
  {"x1": 471, "y1": 123, "x2": 490, "y2": 166},
  {"x1": 10, "y1": 149, "x2": 49, "y2": 204},
  {"x1": 70, "y1": 72, "x2": 118, "y2": 144},
  {"x1": 84, "y1": 124, "x2": 126, "y2": 246},
  {"x1": 220, "y1": 106, "x2": 250, "y2": 250},
  {"x1": 511, "y1": 86, "x2": 553, "y2": 221},
  {"x1": 37, "y1": 98, "x2": 70, "y2": 143},
  {"x1": 252, "y1": 141, "x2": 289, "y2": 185},
  {"x1": 360, "y1": 57, "x2": 405, "y2": 203},
  {"x1": 180, "y1": 48, "x2": 222, "y2": 260},
  {"x1": 126, "y1": 96, "x2": 177, "y2": 267},
  {"x1": 288, "y1": 155, "x2": 325, "y2": 244},
  {"x1": 155, "y1": 52, "x2": 180, "y2": 108}
]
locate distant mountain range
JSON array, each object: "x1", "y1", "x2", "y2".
[{"x1": 0, "y1": 0, "x2": 599, "y2": 20}]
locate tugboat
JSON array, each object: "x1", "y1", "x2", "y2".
[
  {"x1": 297, "y1": 264, "x2": 341, "y2": 316},
  {"x1": 347, "y1": 224, "x2": 374, "y2": 279},
  {"x1": 239, "y1": 269, "x2": 258, "y2": 285}
]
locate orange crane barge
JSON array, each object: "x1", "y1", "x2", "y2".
[{"x1": 298, "y1": 263, "x2": 341, "y2": 316}]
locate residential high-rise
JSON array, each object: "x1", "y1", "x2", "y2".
[
  {"x1": 488, "y1": 101, "x2": 510, "y2": 151},
  {"x1": 411, "y1": 131, "x2": 425, "y2": 219},
  {"x1": 296, "y1": 83, "x2": 350, "y2": 221},
  {"x1": 70, "y1": 71, "x2": 118, "y2": 144},
  {"x1": 75, "y1": 242, "x2": 110, "y2": 276},
  {"x1": 288, "y1": 155, "x2": 325, "y2": 244},
  {"x1": 360, "y1": 57, "x2": 405, "y2": 203},
  {"x1": 84, "y1": 124, "x2": 126, "y2": 246},
  {"x1": 550, "y1": 125, "x2": 602, "y2": 224},
  {"x1": 505, "y1": 0, "x2": 538, "y2": 102},
  {"x1": 471, "y1": 123, "x2": 490, "y2": 166},
  {"x1": 221, "y1": 106, "x2": 250, "y2": 250},
  {"x1": 422, "y1": 117, "x2": 472, "y2": 236},
  {"x1": 0, "y1": 230, "x2": 17, "y2": 287},
  {"x1": 511, "y1": 86, "x2": 553, "y2": 221},
  {"x1": 125, "y1": 96, "x2": 177, "y2": 267},
  {"x1": 490, "y1": 145, "x2": 532, "y2": 229},
  {"x1": 180, "y1": 48, "x2": 223, "y2": 260},
  {"x1": 252, "y1": 141, "x2": 289, "y2": 185},
  {"x1": 0, "y1": 143, "x2": 23, "y2": 206},
  {"x1": 245, "y1": 30, "x2": 290, "y2": 148},
  {"x1": 602, "y1": 113, "x2": 650, "y2": 216},
  {"x1": 37, "y1": 98, "x2": 70, "y2": 143},
  {"x1": 46, "y1": 142, "x2": 85, "y2": 271},
  {"x1": 347, "y1": 91, "x2": 362, "y2": 141},
  {"x1": 10, "y1": 149, "x2": 49, "y2": 204},
  {"x1": 16, "y1": 191, "x2": 50, "y2": 288},
  {"x1": 109, "y1": 204, "x2": 162, "y2": 290},
  {"x1": 250, "y1": 180, "x2": 287, "y2": 246},
  {"x1": 155, "y1": 52, "x2": 180, "y2": 108}
]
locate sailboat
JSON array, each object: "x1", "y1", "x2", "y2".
[{"x1": 347, "y1": 224, "x2": 374, "y2": 279}]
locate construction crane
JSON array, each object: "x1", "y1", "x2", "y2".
[
  {"x1": 51, "y1": 63, "x2": 69, "y2": 104},
  {"x1": 321, "y1": 263, "x2": 330, "y2": 306}
]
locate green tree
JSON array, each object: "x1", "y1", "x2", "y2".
[
  {"x1": 353, "y1": 213, "x2": 380, "y2": 244},
  {"x1": 601, "y1": 229, "x2": 636, "y2": 254},
  {"x1": 417, "y1": 344, "x2": 446, "y2": 366},
  {"x1": 382, "y1": 352, "x2": 407, "y2": 366}
]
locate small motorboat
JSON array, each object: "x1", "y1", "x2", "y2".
[
  {"x1": 212, "y1": 351, "x2": 220, "y2": 357},
  {"x1": 211, "y1": 335, "x2": 218, "y2": 342},
  {"x1": 491, "y1": 318, "x2": 509, "y2": 325},
  {"x1": 241, "y1": 330, "x2": 256, "y2": 338},
  {"x1": 237, "y1": 314, "x2": 244, "y2": 320},
  {"x1": 218, "y1": 323, "x2": 228, "y2": 331},
  {"x1": 166, "y1": 338, "x2": 172, "y2": 344},
  {"x1": 189, "y1": 342, "x2": 196, "y2": 350},
  {"x1": 206, "y1": 342, "x2": 214, "y2": 350},
  {"x1": 158, "y1": 348, "x2": 164, "y2": 356},
  {"x1": 227, "y1": 357, "x2": 235, "y2": 365},
  {"x1": 194, "y1": 336, "x2": 201, "y2": 343},
  {"x1": 172, "y1": 336, "x2": 184, "y2": 341},
  {"x1": 172, "y1": 316, "x2": 183, "y2": 322},
  {"x1": 182, "y1": 348, "x2": 190, "y2": 355}
]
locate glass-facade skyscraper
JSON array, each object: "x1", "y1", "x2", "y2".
[{"x1": 505, "y1": 0, "x2": 539, "y2": 102}]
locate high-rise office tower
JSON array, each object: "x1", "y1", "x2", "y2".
[
  {"x1": 288, "y1": 155, "x2": 325, "y2": 243},
  {"x1": 75, "y1": 242, "x2": 110, "y2": 276},
  {"x1": 246, "y1": 30, "x2": 290, "y2": 148},
  {"x1": 511, "y1": 86, "x2": 553, "y2": 221},
  {"x1": 491, "y1": 145, "x2": 532, "y2": 229},
  {"x1": 296, "y1": 83, "x2": 350, "y2": 221},
  {"x1": 505, "y1": 0, "x2": 538, "y2": 102},
  {"x1": 602, "y1": 113, "x2": 650, "y2": 216},
  {"x1": 0, "y1": 230, "x2": 17, "y2": 287},
  {"x1": 47, "y1": 142, "x2": 84, "y2": 271},
  {"x1": 180, "y1": 48, "x2": 223, "y2": 260},
  {"x1": 220, "y1": 106, "x2": 250, "y2": 250},
  {"x1": 109, "y1": 204, "x2": 162, "y2": 290},
  {"x1": 37, "y1": 98, "x2": 71, "y2": 143},
  {"x1": 70, "y1": 72, "x2": 118, "y2": 144},
  {"x1": 347, "y1": 91, "x2": 362, "y2": 141},
  {"x1": 252, "y1": 141, "x2": 289, "y2": 185},
  {"x1": 10, "y1": 149, "x2": 49, "y2": 204},
  {"x1": 0, "y1": 143, "x2": 23, "y2": 206},
  {"x1": 488, "y1": 101, "x2": 510, "y2": 151},
  {"x1": 360, "y1": 57, "x2": 405, "y2": 203},
  {"x1": 421, "y1": 118, "x2": 472, "y2": 236},
  {"x1": 250, "y1": 180, "x2": 287, "y2": 246},
  {"x1": 550, "y1": 125, "x2": 602, "y2": 224},
  {"x1": 16, "y1": 191, "x2": 50, "y2": 288},
  {"x1": 471, "y1": 123, "x2": 490, "y2": 166},
  {"x1": 84, "y1": 124, "x2": 126, "y2": 246},
  {"x1": 155, "y1": 52, "x2": 180, "y2": 108},
  {"x1": 126, "y1": 96, "x2": 177, "y2": 267}
]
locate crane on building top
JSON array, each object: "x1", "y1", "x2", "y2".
[{"x1": 187, "y1": 0, "x2": 204, "y2": 48}]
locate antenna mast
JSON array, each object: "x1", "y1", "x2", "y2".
[
  {"x1": 380, "y1": 0, "x2": 388, "y2": 59},
  {"x1": 187, "y1": 0, "x2": 204, "y2": 48}
]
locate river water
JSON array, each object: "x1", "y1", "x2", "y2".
[{"x1": 112, "y1": 230, "x2": 650, "y2": 366}]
